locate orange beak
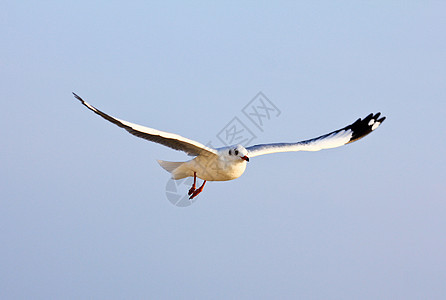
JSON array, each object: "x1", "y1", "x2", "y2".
[{"x1": 241, "y1": 156, "x2": 249, "y2": 162}]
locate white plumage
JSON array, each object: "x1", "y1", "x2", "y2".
[{"x1": 73, "y1": 93, "x2": 386, "y2": 199}]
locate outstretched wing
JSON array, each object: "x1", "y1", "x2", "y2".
[
  {"x1": 247, "y1": 113, "x2": 386, "y2": 158},
  {"x1": 73, "y1": 93, "x2": 218, "y2": 157}
]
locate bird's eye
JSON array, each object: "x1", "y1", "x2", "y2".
[{"x1": 235, "y1": 150, "x2": 239, "y2": 155}]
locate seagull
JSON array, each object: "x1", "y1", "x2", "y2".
[{"x1": 73, "y1": 93, "x2": 386, "y2": 199}]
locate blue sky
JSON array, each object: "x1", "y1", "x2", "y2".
[{"x1": 1, "y1": 1, "x2": 446, "y2": 299}]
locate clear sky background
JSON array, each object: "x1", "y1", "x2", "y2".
[{"x1": 1, "y1": 1, "x2": 445, "y2": 299}]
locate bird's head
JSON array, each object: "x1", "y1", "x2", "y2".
[{"x1": 225, "y1": 145, "x2": 249, "y2": 162}]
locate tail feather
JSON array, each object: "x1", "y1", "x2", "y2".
[
  {"x1": 157, "y1": 160, "x2": 183, "y2": 173},
  {"x1": 157, "y1": 160, "x2": 192, "y2": 180}
]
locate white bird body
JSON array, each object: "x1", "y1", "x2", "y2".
[
  {"x1": 72, "y1": 92, "x2": 386, "y2": 199},
  {"x1": 158, "y1": 146, "x2": 248, "y2": 181}
]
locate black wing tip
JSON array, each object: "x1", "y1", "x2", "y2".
[
  {"x1": 373, "y1": 112, "x2": 386, "y2": 125},
  {"x1": 365, "y1": 112, "x2": 387, "y2": 127},
  {"x1": 72, "y1": 92, "x2": 83, "y2": 102},
  {"x1": 347, "y1": 112, "x2": 386, "y2": 144},
  {"x1": 71, "y1": 92, "x2": 99, "y2": 114}
]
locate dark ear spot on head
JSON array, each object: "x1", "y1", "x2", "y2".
[{"x1": 228, "y1": 150, "x2": 232, "y2": 155}]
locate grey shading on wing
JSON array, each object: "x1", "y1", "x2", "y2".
[
  {"x1": 247, "y1": 113, "x2": 386, "y2": 158},
  {"x1": 72, "y1": 93, "x2": 218, "y2": 157}
]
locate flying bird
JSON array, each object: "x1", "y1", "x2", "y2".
[{"x1": 73, "y1": 93, "x2": 386, "y2": 199}]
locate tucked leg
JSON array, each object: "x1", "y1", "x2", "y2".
[
  {"x1": 189, "y1": 180, "x2": 206, "y2": 200},
  {"x1": 188, "y1": 172, "x2": 197, "y2": 196}
]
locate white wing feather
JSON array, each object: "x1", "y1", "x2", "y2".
[
  {"x1": 73, "y1": 93, "x2": 218, "y2": 157},
  {"x1": 247, "y1": 113, "x2": 386, "y2": 158}
]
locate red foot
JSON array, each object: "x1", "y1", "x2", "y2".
[
  {"x1": 188, "y1": 186, "x2": 196, "y2": 196},
  {"x1": 188, "y1": 172, "x2": 197, "y2": 196},
  {"x1": 189, "y1": 180, "x2": 206, "y2": 200}
]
